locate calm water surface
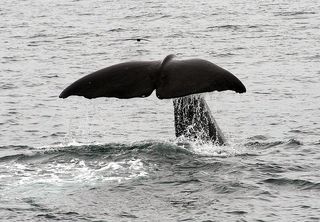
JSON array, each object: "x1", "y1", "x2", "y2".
[{"x1": 1, "y1": 0, "x2": 320, "y2": 221}]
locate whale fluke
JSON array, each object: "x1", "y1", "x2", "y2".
[{"x1": 59, "y1": 55, "x2": 246, "y2": 99}]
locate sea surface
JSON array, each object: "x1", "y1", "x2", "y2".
[{"x1": 1, "y1": 0, "x2": 320, "y2": 221}]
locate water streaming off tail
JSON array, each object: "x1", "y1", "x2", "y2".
[{"x1": 173, "y1": 94, "x2": 225, "y2": 144}]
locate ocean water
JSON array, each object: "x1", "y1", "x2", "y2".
[{"x1": 1, "y1": 0, "x2": 320, "y2": 221}]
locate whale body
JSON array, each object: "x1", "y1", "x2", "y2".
[{"x1": 59, "y1": 55, "x2": 246, "y2": 144}]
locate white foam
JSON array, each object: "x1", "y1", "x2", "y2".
[
  {"x1": 1, "y1": 158, "x2": 149, "y2": 189},
  {"x1": 174, "y1": 136, "x2": 247, "y2": 157},
  {"x1": 36, "y1": 140, "x2": 103, "y2": 150},
  {"x1": 191, "y1": 142, "x2": 238, "y2": 157}
]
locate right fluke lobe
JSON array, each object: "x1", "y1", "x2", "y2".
[{"x1": 156, "y1": 56, "x2": 246, "y2": 99}]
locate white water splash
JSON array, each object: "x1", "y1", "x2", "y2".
[
  {"x1": 0, "y1": 158, "x2": 149, "y2": 191},
  {"x1": 174, "y1": 136, "x2": 247, "y2": 157}
]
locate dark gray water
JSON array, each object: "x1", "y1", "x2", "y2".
[{"x1": 1, "y1": 0, "x2": 320, "y2": 221}]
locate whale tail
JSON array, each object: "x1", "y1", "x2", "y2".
[
  {"x1": 59, "y1": 54, "x2": 246, "y2": 99},
  {"x1": 59, "y1": 55, "x2": 246, "y2": 145}
]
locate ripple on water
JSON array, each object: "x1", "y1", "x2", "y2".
[{"x1": 263, "y1": 178, "x2": 320, "y2": 191}]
